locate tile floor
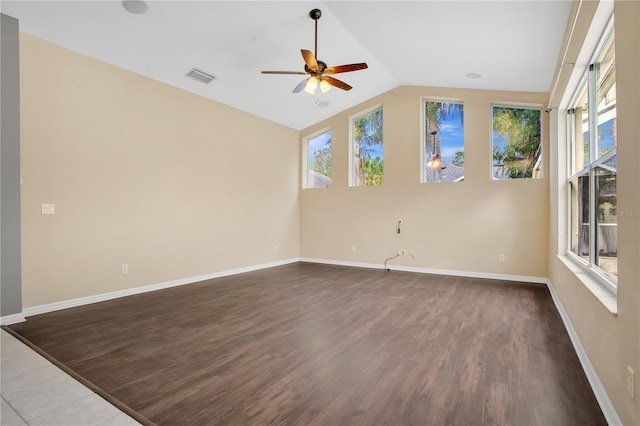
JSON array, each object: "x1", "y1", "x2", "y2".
[{"x1": 1, "y1": 329, "x2": 140, "y2": 426}]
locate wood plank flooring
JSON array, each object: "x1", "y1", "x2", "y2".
[{"x1": 8, "y1": 262, "x2": 606, "y2": 425}]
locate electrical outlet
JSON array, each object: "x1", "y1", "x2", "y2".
[
  {"x1": 628, "y1": 366, "x2": 635, "y2": 399},
  {"x1": 41, "y1": 203, "x2": 55, "y2": 215},
  {"x1": 274, "y1": 245, "x2": 278, "y2": 252},
  {"x1": 352, "y1": 245, "x2": 357, "y2": 252},
  {"x1": 499, "y1": 254, "x2": 505, "y2": 263},
  {"x1": 122, "y1": 264, "x2": 129, "y2": 274}
]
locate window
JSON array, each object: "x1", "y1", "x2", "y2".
[
  {"x1": 350, "y1": 106, "x2": 383, "y2": 186},
  {"x1": 303, "y1": 129, "x2": 332, "y2": 188},
  {"x1": 422, "y1": 99, "x2": 464, "y2": 183},
  {"x1": 492, "y1": 105, "x2": 542, "y2": 179},
  {"x1": 567, "y1": 24, "x2": 617, "y2": 289}
]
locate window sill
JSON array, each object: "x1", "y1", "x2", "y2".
[{"x1": 557, "y1": 255, "x2": 617, "y2": 316}]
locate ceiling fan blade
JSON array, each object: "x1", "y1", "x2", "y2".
[
  {"x1": 301, "y1": 49, "x2": 319, "y2": 71},
  {"x1": 262, "y1": 71, "x2": 307, "y2": 75},
  {"x1": 323, "y1": 75, "x2": 352, "y2": 91},
  {"x1": 293, "y1": 79, "x2": 308, "y2": 93},
  {"x1": 324, "y1": 63, "x2": 368, "y2": 74}
]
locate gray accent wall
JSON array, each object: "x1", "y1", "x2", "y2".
[{"x1": 1, "y1": 13, "x2": 23, "y2": 317}]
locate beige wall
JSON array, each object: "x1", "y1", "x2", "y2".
[
  {"x1": 548, "y1": 1, "x2": 639, "y2": 424},
  {"x1": 19, "y1": 34, "x2": 300, "y2": 307},
  {"x1": 300, "y1": 86, "x2": 549, "y2": 278}
]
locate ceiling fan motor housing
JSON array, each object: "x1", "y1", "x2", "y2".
[{"x1": 305, "y1": 61, "x2": 327, "y2": 74}]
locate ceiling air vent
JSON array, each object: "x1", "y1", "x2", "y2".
[{"x1": 185, "y1": 68, "x2": 216, "y2": 84}]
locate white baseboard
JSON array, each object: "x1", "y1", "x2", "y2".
[
  {"x1": 546, "y1": 279, "x2": 622, "y2": 426},
  {"x1": 14, "y1": 258, "x2": 546, "y2": 321},
  {"x1": 0, "y1": 312, "x2": 26, "y2": 325},
  {"x1": 15, "y1": 258, "x2": 549, "y2": 320},
  {"x1": 22, "y1": 258, "x2": 300, "y2": 318},
  {"x1": 300, "y1": 257, "x2": 548, "y2": 284}
]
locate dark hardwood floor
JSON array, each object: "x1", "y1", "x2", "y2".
[{"x1": 8, "y1": 262, "x2": 606, "y2": 425}]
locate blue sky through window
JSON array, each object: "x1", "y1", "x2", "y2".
[
  {"x1": 437, "y1": 108, "x2": 464, "y2": 163},
  {"x1": 597, "y1": 119, "x2": 615, "y2": 155},
  {"x1": 369, "y1": 144, "x2": 383, "y2": 159},
  {"x1": 308, "y1": 131, "x2": 331, "y2": 163},
  {"x1": 578, "y1": 118, "x2": 614, "y2": 169}
]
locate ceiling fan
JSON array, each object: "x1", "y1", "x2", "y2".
[{"x1": 261, "y1": 9, "x2": 368, "y2": 94}]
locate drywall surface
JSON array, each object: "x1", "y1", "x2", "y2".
[
  {"x1": 300, "y1": 86, "x2": 549, "y2": 279},
  {"x1": 19, "y1": 34, "x2": 300, "y2": 307}
]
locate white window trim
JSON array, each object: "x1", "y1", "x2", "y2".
[
  {"x1": 419, "y1": 96, "x2": 464, "y2": 183},
  {"x1": 557, "y1": 254, "x2": 617, "y2": 314},
  {"x1": 490, "y1": 102, "x2": 544, "y2": 180},
  {"x1": 560, "y1": 8, "x2": 617, "y2": 295},
  {"x1": 559, "y1": 7, "x2": 615, "y2": 111},
  {"x1": 302, "y1": 127, "x2": 332, "y2": 189},
  {"x1": 566, "y1": 251, "x2": 617, "y2": 295},
  {"x1": 348, "y1": 104, "x2": 383, "y2": 187}
]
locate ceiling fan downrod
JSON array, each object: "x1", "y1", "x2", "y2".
[{"x1": 310, "y1": 9, "x2": 321, "y2": 60}]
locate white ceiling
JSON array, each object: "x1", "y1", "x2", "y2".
[{"x1": 1, "y1": 1, "x2": 572, "y2": 130}]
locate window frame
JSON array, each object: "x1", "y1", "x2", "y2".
[
  {"x1": 420, "y1": 96, "x2": 465, "y2": 183},
  {"x1": 302, "y1": 127, "x2": 333, "y2": 189},
  {"x1": 565, "y1": 19, "x2": 617, "y2": 294},
  {"x1": 490, "y1": 102, "x2": 544, "y2": 180},
  {"x1": 348, "y1": 104, "x2": 384, "y2": 187}
]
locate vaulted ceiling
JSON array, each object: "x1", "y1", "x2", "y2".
[{"x1": 1, "y1": 1, "x2": 572, "y2": 130}]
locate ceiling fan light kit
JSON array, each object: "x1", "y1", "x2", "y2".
[
  {"x1": 261, "y1": 8, "x2": 368, "y2": 94},
  {"x1": 319, "y1": 79, "x2": 331, "y2": 93},
  {"x1": 304, "y1": 76, "x2": 318, "y2": 94}
]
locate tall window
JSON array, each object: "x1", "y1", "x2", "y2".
[
  {"x1": 422, "y1": 100, "x2": 464, "y2": 183},
  {"x1": 303, "y1": 129, "x2": 332, "y2": 188},
  {"x1": 492, "y1": 105, "x2": 542, "y2": 179},
  {"x1": 350, "y1": 106, "x2": 383, "y2": 186},
  {"x1": 567, "y1": 25, "x2": 617, "y2": 289}
]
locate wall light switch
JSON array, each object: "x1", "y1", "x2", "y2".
[{"x1": 41, "y1": 204, "x2": 55, "y2": 215}]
